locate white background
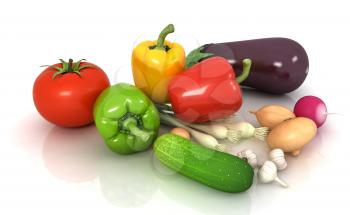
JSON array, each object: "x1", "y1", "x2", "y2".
[{"x1": 0, "y1": 0, "x2": 349, "y2": 214}]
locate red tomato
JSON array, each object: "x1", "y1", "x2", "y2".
[{"x1": 33, "y1": 59, "x2": 110, "y2": 127}]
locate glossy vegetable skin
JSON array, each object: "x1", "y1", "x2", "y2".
[
  {"x1": 132, "y1": 24, "x2": 185, "y2": 103},
  {"x1": 33, "y1": 59, "x2": 110, "y2": 127},
  {"x1": 93, "y1": 83, "x2": 160, "y2": 154},
  {"x1": 188, "y1": 38, "x2": 309, "y2": 94},
  {"x1": 170, "y1": 127, "x2": 190, "y2": 139},
  {"x1": 294, "y1": 96, "x2": 327, "y2": 127},
  {"x1": 267, "y1": 117, "x2": 317, "y2": 156},
  {"x1": 154, "y1": 134, "x2": 254, "y2": 193},
  {"x1": 168, "y1": 57, "x2": 251, "y2": 123},
  {"x1": 251, "y1": 105, "x2": 296, "y2": 129}
]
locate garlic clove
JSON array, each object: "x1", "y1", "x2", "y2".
[
  {"x1": 248, "y1": 159, "x2": 258, "y2": 169},
  {"x1": 237, "y1": 149, "x2": 259, "y2": 169},
  {"x1": 270, "y1": 148, "x2": 284, "y2": 157},
  {"x1": 258, "y1": 161, "x2": 277, "y2": 183},
  {"x1": 237, "y1": 151, "x2": 245, "y2": 159},
  {"x1": 241, "y1": 149, "x2": 253, "y2": 156},
  {"x1": 273, "y1": 157, "x2": 288, "y2": 170},
  {"x1": 246, "y1": 153, "x2": 258, "y2": 168},
  {"x1": 270, "y1": 149, "x2": 287, "y2": 171},
  {"x1": 258, "y1": 161, "x2": 288, "y2": 188}
]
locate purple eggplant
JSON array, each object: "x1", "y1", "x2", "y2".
[{"x1": 186, "y1": 38, "x2": 309, "y2": 94}]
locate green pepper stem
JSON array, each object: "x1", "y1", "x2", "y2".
[
  {"x1": 156, "y1": 24, "x2": 174, "y2": 50},
  {"x1": 123, "y1": 118, "x2": 152, "y2": 142},
  {"x1": 236, "y1": 59, "x2": 252, "y2": 84}
]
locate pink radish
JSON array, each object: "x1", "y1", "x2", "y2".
[{"x1": 293, "y1": 96, "x2": 327, "y2": 128}]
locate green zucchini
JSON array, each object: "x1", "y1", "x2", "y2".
[{"x1": 153, "y1": 134, "x2": 254, "y2": 193}]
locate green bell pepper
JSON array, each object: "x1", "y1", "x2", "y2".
[{"x1": 93, "y1": 83, "x2": 160, "y2": 154}]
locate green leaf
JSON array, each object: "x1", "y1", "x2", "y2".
[
  {"x1": 73, "y1": 71, "x2": 82, "y2": 77},
  {"x1": 59, "y1": 59, "x2": 68, "y2": 71},
  {"x1": 40, "y1": 65, "x2": 62, "y2": 70},
  {"x1": 41, "y1": 65, "x2": 63, "y2": 72},
  {"x1": 73, "y1": 59, "x2": 86, "y2": 71},
  {"x1": 52, "y1": 71, "x2": 65, "y2": 79},
  {"x1": 185, "y1": 46, "x2": 214, "y2": 69},
  {"x1": 50, "y1": 66, "x2": 63, "y2": 71},
  {"x1": 78, "y1": 64, "x2": 96, "y2": 71},
  {"x1": 59, "y1": 59, "x2": 67, "y2": 64}
]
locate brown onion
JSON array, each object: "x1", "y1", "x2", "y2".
[
  {"x1": 267, "y1": 117, "x2": 317, "y2": 156},
  {"x1": 250, "y1": 105, "x2": 295, "y2": 129}
]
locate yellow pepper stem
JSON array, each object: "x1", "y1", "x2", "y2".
[{"x1": 155, "y1": 24, "x2": 175, "y2": 50}]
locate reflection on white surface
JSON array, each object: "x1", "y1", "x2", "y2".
[
  {"x1": 153, "y1": 154, "x2": 252, "y2": 215},
  {"x1": 98, "y1": 150, "x2": 158, "y2": 208},
  {"x1": 37, "y1": 89, "x2": 335, "y2": 214},
  {"x1": 43, "y1": 126, "x2": 101, "y2": 182},
  {"x1": 42, "y1": 125, "x2": 158, "y2": 207}
]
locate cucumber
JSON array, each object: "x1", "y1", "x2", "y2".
[{"x1": 154, "y1": 134, "x2": 254, "y2": 193}]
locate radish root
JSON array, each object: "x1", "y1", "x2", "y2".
[{"x1": 254, "y1": 127, "x2": 269, "y2": 141}]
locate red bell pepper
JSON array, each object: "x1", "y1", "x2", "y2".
[{"x1": 168, "y1": 56, "x2": 252, "y2": 123}]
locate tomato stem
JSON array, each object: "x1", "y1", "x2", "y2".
[
  {"x1": 68, "y1": 59, "x2": 74, "y2": 72},
  {"x1": 41, "y1": 58, "x2": 96, "y2": 80}
]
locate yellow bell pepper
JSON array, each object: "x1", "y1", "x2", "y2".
[{"x1": 131, "y1": 24, "x2": 185, "y2": 103}]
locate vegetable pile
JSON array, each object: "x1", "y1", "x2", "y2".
[{"x1": 32, "y1": 23, "x2": 330, "y2": 193}]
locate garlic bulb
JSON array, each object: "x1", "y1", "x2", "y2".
[
  {"x1": 269, "y1": 149, "x2": 287, "y2": 171},
  {"x1": 258, "y1": 161, "x2": 288, "y2": 188},
  {"x1": 237, "y1": 149, "x2": 258, "y2": 168}
]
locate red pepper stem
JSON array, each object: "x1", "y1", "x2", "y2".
[
  {"x1": 156, "y1": 24, "x2": 174, "y2": 50},
  {"x1": 236, "y1": 59, "x2": 252, "y2": 84}
]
